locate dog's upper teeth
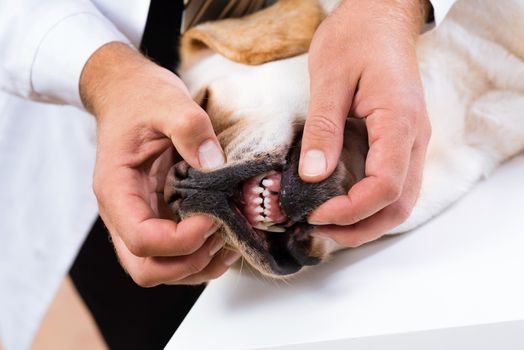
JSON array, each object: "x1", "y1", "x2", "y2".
[
  {"x1": 254, "y1": 197, "x2": 263, "y2": 204},
  {"x1": 262, "y1": 189, "x2": 270, "y2": 197},
  {"x1": 262, "y1": 179, "x2": 273, "y2": 187},
  {"x1": 255, "y1": 206, "x2": 264, "y2": 213},
  {"x1": 255, "y1": 215, "x2": 265, "y2": 222},
  {"x1": 252, "y1": 186, "x2": 264, "y2": 194},
  {"x1": 253, "y1": 223, "x2": 269, "y2": 231},
  {"x1": 263, "y1": 197, "x2": 271, "y2": 206},
  {"x1": 263, "y1": 225, "x2": 285, "y2": 233}
]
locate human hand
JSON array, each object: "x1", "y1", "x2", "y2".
[
  {"x1": 299, "y1": 0, "x2": 432, "y2": 246},
  {"x1": 80, "y1": 42, "x2": 240, "y2": 286}
]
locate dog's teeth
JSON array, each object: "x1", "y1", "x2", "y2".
[
  {"x1": 262, "y1": 189, "x2": 270, "y2": 197},
  {"x1": 255, "y1": 206, "x2": 264, "y2": 213},
  {"x1": 254, "y1": 197, "x2": 263, "y2": 204},
  {"x1": 255, "y1": 215, "x2": 265, "y2": 222},
  {"x1": 263, "y1": 209, "x2": 271, "y2": 216},
  {"x1": 265, "y1": 203, "x2": 271, "y2": 209},
  {"x1": 263, "y1": 197, "x2": 271, "y2": 206},
  {"x1": 264, "y1": 225, "x2": 285, "y2": 233},
  {"x1": 262, "y1": 179, "x2": 273, "y2": 187},
  {"x1": 252, "y1": 186, "x2": 264, "y2": 194},
  {"x1": 254, "y1": 224, "x2": 269, "y2": 231}
]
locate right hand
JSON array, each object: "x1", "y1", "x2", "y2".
[{"x1": 80, "y1": 42, "x2": 241, "y2": 287}]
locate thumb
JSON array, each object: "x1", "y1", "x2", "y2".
[
  {"x1": 154, "y1": 84, "x2": 225, "y2": 171},
  {"x1": 299, "y1": 69, "x2": 355, "y2": 182}
]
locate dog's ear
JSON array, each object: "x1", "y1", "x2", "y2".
[{"x1": 180, "y1": 0, "x2": 324, "y2": 67}]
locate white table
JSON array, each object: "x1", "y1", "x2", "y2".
[{"x1": 166, "y1": 155, "x2": 524, "y2": 350}]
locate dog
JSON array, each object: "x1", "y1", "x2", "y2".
[{"x1": 164, "y1": 0, "x2": 524, "y2": 278}]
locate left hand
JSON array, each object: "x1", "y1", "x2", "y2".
[{"x1": 299, "y1": 0, "x2": 432, "y2": 247}]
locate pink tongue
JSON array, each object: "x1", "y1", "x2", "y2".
[{"x1": 241, "y1": 172, "x2": 287, "y2": 230}]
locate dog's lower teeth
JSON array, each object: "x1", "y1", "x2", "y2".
[
  {"x1": 262, "y1": 225, "x2": 285, "y2": 233},
  {"x1": 255, "y1": 206, "x2": 264, "y2": 213}
]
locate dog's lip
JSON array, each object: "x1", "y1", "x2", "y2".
[
  {"x1": 166, "y1": 131, "x2": 326, "y2": 276},
  {"x1": 228, "y1": 166, "x2": 320, "y2": 275}
]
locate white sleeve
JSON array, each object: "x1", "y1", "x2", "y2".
[
  {"x1": 0, "y1": 0, "x2": 132, "y2": 108},
  {"x1": 428, "y1": 0, "x2": 457, "y2": 26}
]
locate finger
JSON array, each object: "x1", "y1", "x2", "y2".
[
  {"x1": 312, "y1": 131, "x2": 429, "y2": 246},
  {"x1": 309, "y1": 111, "x2": 416, "y2": 225},
  {"x1": 151, "y1": 91, "x2": 225, "y2": 170},
  {"x1": 299, "y1": 70, "x2": 356, "y2": 183},
  {"x1": 98, "y1": 168, "x2": 218, "y2": 257},
  {"x1": 171, "y1": 249, "x2": 242, "y2": 285},
  {"x1": 113, "y1": 233, "x2": 225, "y2": 287},
  {"x1": 313, "y1": 200, "x2": 409, "y2": 248}
]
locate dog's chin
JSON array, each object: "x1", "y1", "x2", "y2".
[{"x1": 164, "y1": 134, "x2": 347, "y2": 277}]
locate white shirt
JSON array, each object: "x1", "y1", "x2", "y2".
[{"x1": 0, "y1": 1, "x2": 456, "y2": 349}]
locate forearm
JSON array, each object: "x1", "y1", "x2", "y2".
[{"x1": 80, "y1": 42, "x2": 150, "y2": 116}]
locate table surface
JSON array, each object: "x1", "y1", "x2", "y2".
[{"x1": 166, "y1": 155, "x2": 524, "y2": 350}]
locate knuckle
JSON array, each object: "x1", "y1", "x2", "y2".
[
  {"x1": 343, "y1": 212, "x2": 364, "y2": 226},
  {"x1": 126, "y1": 234, "x2": 148, "y2": 257},
  {"x1": 343, "y1": 235, "x2": 368, "y2": 248},
  {"x1": 380, "y1": 180, "x2": 403, "y2": 203},
  {"x1": 175, "y1": 237, "x2": 201, "y2": 256},
  {"x1": 206, "y1": 269, "x2": 225, "y2": 281},
  {"x1": 172, "y1": 110, "x2": 209, "y2": 138},
  {"x1": 351, "y1": 237, "x2": 368, "y2": 248},
  {"x1": 420, "y1": 119, "x2": 432, "y2": 143},
  {"x1": 393, "y1": 202, "x2": 413, "y2": 224},
  {"x1": 91, "y1": 176, "x2": 104, "y2": 200},
  {"x1": 131, "y1": 270, "x2": 157, "y2": 288},
  {"x1": 186, "y1": 257, "x2": 208, "y2": 276},
  {"x1": 306, "y1": 114, "x2": 341, "y2": 141},
  {"x1": 393, "y1": 116, "x2": 413, "y2": 138}
]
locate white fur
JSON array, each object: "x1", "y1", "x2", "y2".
[{"x1": 180, "y1": 0, "x2": 524, "y2": 238}]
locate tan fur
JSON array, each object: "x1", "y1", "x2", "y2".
[
  {"x1": 181, "y1": 0, "x2": 324, "y2": 69},
  {"x1": 175, "y1": 0, "x2": 524, "y2": 277}
]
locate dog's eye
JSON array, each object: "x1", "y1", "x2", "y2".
[{"x1": 199, "y1": 88, "x2": 210, "y2": 111}]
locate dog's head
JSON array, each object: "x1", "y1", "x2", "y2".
[{"x1": 165, "y1": 0, "x2": 368, "y2": 278}]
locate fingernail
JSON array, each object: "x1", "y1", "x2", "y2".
[
  {"x1": 198, "y1": 140, "x2": 225, "y2": 169},
  {"x1": 209, "y1": 237, "x2": 225, "y2": 256},
  {"x1": 224, "y1": 251, "x2": 241, "y2": 266},
  {"x1": 302, "y1": 149, "x2": 326, "y2": 177},
  {"x1": 204, "y1": 223, "x2": 220, "y2": 238},
  {"x1": 309, "y1": 218, "x2": 328, "y2": 225},
  {"x1": 310, "y1": 230, "x2": 329, "y2": 238},
  {"x1": 310, "y1": 232, "x2": 338, "y2": 245}
]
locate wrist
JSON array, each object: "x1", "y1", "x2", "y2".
[
  {"x1": 79, "y1": 42, "x2": 167, "y2": 116},
  {"x1": 339, "y1": 0, "x2": 428, "y2": 42}
]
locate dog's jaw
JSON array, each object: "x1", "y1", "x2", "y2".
[{"x1": 164, "y1": 132, "x2": 352, "y2": 277}]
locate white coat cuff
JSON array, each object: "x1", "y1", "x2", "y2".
[
  {"x1": 31, "y1": 13, "x2": 131, "y2": 109},
  {"x1": 425, "y1": 0, "x2": 456, "y2": 31},
  {"x1": 432, "y1": 0, "x2": 456, "y2": 24}
]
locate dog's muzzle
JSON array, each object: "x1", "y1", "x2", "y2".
[{"x1": 164, "y1": 134, "x2": 346, "y2": 276}]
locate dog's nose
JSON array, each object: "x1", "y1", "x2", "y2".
[{"x1": 164, "y1": 161, "x2": 192, "y2": 210}]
